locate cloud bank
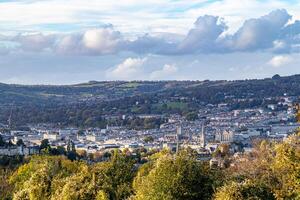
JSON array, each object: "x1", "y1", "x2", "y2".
[{"x1": 3, "y1": 9, "x2": 299, "y2": 56}]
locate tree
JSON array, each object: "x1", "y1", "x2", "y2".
[
  {"x1": 212, "y1": 143, "x2": 230, "y2": 158},
  {"x1": 7, "y1": 140, "x2": 14, "y2": 147},
  {"x1": 143, "y1": 136, "x2": 154, "y2": 143},
  {"x1": 9, "y1": 156, "x2": 84, "y2": 200},
  {"x1": 185, "y1": 112, "x2": 199, "y2": 121},
  {"x1": 76, "y1": 150, "x2": 87, "y2": 159},
  {"x1": 133, "y1": 150, "x2": 217, "y2": 200},
  {"x1": 223, "y1": 133, "x2": 300, "y2": 200},
  {"x1": 66, "y1": 140, "x2": 75, "y2": 152},
  {"x1": 6, "y1": 134, "x2": 299, "y2": 200},
  {"x1": 9, "y1": 153, "x2": 135, "y2": 199},
  {"x1": 270, "y1": 134, "x2": 300, "y2": 199},
  {"x1": 16, "y1": 139, "x2": 24, "y2": 146},
  {"x1": 39, "y1": 139, "x2": 50, "y2": 151},
  {"x1": 0, "y1": 168, "x2": 14, "y2": 200},
  {"x1": 67, "y1": 140, "x2": 77, "y2": 161},
  {"x1": 214, "y1": 180, "x2": 275, "y2": 200},
  {"x1": 272, "y1": 74, "x2": 281, "y2": 80},
  {"x1": 55, "y1": 151, "x2": 136, "y2": 200},
  {"x1": 0, "y1": 135, "x2": 6, "y2": 146},
  {"x1": 56, "y1": 146, "x2": 66, "y2": 155},
  {"x1": 50, "y1": 146, "x2": 66, "y2": 156}
]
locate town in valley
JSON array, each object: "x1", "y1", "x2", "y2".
[{"x1": 1, "y1": 76, "x2": 299, "y2": 167}]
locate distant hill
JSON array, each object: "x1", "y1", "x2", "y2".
[{"x1": 1, "y1": 74, "x2": 300, "y2": 127}]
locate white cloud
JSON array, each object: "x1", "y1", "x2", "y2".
[
  {"x1": 55, "y1": 27, "x2": 122, "y2": 55},
  {"x1": 1, "y1": 51, "x2": 299, "y2": 84},
  {"x1": 186, "y1": 0, "x2": 300, "y2": 34},
  {"x1": 3, "y1": 9, "x2": 299, "y2": 56},
  {"x1": 0, "y1": 0, "x2": 299, "y2": 36},
  {"x1": 268, "y1": 55, "x2": 293, "y2": 67},
  {"x1": 82, "y1": 28, "x2": 121, "y2": 54},
  {"x1": 177, "y1": 15, "x2": 227, "y2": 53},
  {"x1": 0, "y1": 3, "x2": 299, "y2": 58},
  {"x1": 55, "y1": 34, "x2": 81, "y2": 54},
  {"x1": 107, "y1": 57, "x2": 147, "y2": 80},
  {"x1": 150, "y1": 64, "x2": 178, "y2": 80},
  {"x1": 16, "y1": 33, "x2": 55, "y2": 51},
  {"x1": 228, "y1": 9, "x2": 291, "y2": 51},
  {"x1": 0, "y1": 0, "x2": 207, "y2": 35}
]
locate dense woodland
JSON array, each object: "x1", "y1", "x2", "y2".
[
  {"x1": 1, "y1": 74, "x2": 300, "y2": 128},
  {"x1": 0, "y1": 132, "x2": 299, "y2": 200}
]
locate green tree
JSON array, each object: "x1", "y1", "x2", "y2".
[
  {"x1": 185, "y1": 112, "x2": 198, "y2": 121},
  {"x1": 66, "y1": 140, "x2": 77, "y2": 161},
  {"x1": 214, "y1": 180, "x2": 275, "y2": 200},
  {"x1": 16, "y1": 139, "x2": 24, "y2": 146},
  {"x1": 143, "y1": 136, "x2": 154, "y2": 143},
  {"x1": 8, "y1": 151, "x2": 135, "y2": 200},
  {"x1": 10, "y1": 156, "x2": 84, "y2": 200},
  {"x1": 0, "y1": 167, "x2": 14, "y2": 200},
  {"x1": 212, "y1": 143, "x2": 230, "y2": 158},
  {"x1": 0, "y1": 135, "x2": 6, "y2": 146},
  {"x1": 40, "y1": 139, "x2": 51, "y2": 152},
  {"x1": 56, "y1": 151, "x2": 136, "y2": 200},
  {"x1": 223, "y1": 133, "x2": 300, "y2": 200},
  {"x1": 133, "y1": 150, "x2": 217, "y2": 200},
  {"x1": 53, "y1": 146, "x2": 66, "y2": 155}
]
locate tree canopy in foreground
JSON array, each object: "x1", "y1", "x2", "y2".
[{"x1": 0, "y1": 132, "x2": 299, "y2": 200}]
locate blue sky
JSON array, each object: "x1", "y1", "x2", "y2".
[{"x1": 0, "y1": 0, "x2": 299, "y2": 84}]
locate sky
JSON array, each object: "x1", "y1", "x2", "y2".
[{"x1": 0, "y1": 0, "x2": 299, "y2": 84}]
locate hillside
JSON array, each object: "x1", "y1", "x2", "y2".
[{"x1": 1, "y1": 74, "x2": 300, "y2": 127}]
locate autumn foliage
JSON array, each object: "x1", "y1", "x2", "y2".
[{"x1": 0, "y1": 132, "x2": 299, "y2": 200}]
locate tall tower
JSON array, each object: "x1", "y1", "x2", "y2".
[
  {"x1": 176, "y1": 124, "x2": 182, "y2": 154},
  {"x1": 200, "y1": 122, "x2": 206, "y2": 148},
  {"x1": 176, "y1": 125, "x2": 182, "y2": 135}
]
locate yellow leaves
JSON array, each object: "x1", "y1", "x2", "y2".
[
  {"x1": 295, "y1": 103, "x2": 300, "y2": 123},
  {"x1": 214, "y1": 181, "x2": 242, "y2": 200},
  {"x1": 9, "y1": 156, "x2": 86, "y2": 200},
  {"x1": 57, "y1": 172, "x2": 95, "y2": 200},
  {"x1": 270, "y1": 139, "x2": 300, "y2": 199},
  {"x1": 214, "y1": 180, "x2": 276, "y2": 200},
  {"x1": 96, "y1": 190, "x2": 109, "y2": 200},
  {"x1": 11, "y1": 164, "x2": 51, "y2": 200},
  {"x1": 9, "y1": 152, "x2": 136, "y2": 200},
  {"x1": 223, "y1": 134, "x2": 300, "y2": 200},
  {"x1": 133, "y1": 150, "x2": 215, "y2": 200},
  {"x1": 13, "y1": 188, "x2": 30, "y2": 200},
  {"x1": 6, "y1": 134, "x2": 299, "y2": 200}
]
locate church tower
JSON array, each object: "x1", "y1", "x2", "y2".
[
  {"x1": 200, "y1": 122, "x2": 206, "y2": 148},
  {"x1": 176, "y1": 124, "x2": 182, "y2": 154}
]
